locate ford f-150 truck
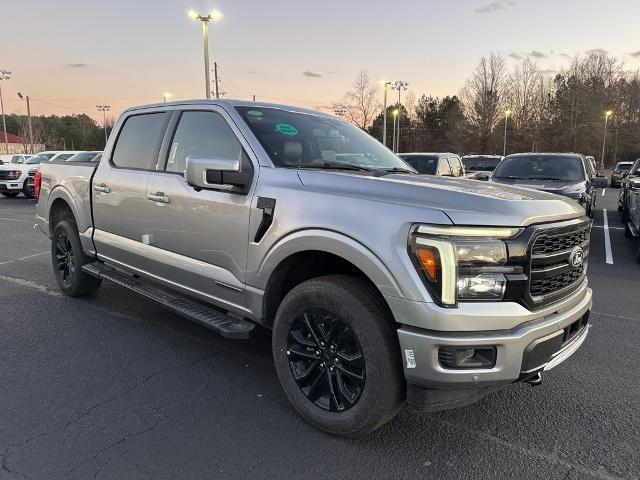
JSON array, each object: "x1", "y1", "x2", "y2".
[{"x1": 35, "y1": 100, "x2": 592, "y2": 436}]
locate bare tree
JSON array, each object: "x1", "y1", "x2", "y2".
[
  {"x1": 334, "y1": 70, "x2": 379, "y2": 130},
  {"x1": 460, "y1": 52, "x2": 508, "y2": 151}
]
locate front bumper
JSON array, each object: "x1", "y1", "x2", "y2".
[
  {"x1": 396, "y1": 286, "x2": 592, "y2": 388},
  {"x1": 0, "y1": 180, "x2": 24, "y2": 192}
]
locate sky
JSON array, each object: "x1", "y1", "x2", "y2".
[{"x1": 2, "y1": 0, "x2": 640, "y2": 122}]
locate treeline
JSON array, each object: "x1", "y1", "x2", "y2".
[
  {"x1": 2, "y1": 113, "x2": 112, "y2": 152},
  {"x1": 339, "y1": 51, "x2": 640, "y2": 166}
]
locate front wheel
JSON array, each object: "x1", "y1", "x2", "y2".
[
  {"x1": 51, "y1": 219, "x2": 101, "y2": 296},
  {"x1": 272, "y1": 275, "x2": 404, "y2": 437},
  {"x1": 22, "y1": 180, "x2": 34, "y2": 199}
]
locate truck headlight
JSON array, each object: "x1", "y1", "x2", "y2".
[{"x1": 409, "y1": 225, "x2": 522, "y2": 307}]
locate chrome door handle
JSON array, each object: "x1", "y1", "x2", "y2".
[
  {"x1": 94, "y1": 183, "x2": 111, "y2": 193},
  {"x1": 147, "y1": 192, "x2": 170, "y2": 204}
]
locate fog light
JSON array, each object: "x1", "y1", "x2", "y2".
[{"x1": 439, "y1": 346, "x2": 496, "y2": 369}]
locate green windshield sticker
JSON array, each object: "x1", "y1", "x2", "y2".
[
  {"x1": 275, "y1": 123, "x2": 298, "y2": 136},
  {"x1": 247, "y1": 110, "x2": 263, "y2": 117}
]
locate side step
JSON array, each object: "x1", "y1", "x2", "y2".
[
  {"x1": 627, "y1": 221, "x2": 639, "y2": 238},
  {"x1": 83, "y1": 262, "x2": 256, "y2": 339}
]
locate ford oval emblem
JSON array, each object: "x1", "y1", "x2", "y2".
[{"x1": 570, "y1": 246, "x2": 584, "y2": 268}]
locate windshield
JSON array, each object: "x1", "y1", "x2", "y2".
[
  {"x1": 10, "y1": 156, "x2": 26, "y2": 164},
  {"x1": 398, "y1": 155, "x2": 438, "y2": 175},
  {"x1": 493, "y1": 154, "x2": 585, "y2": 182},
  {"x1": 25, "y1": 154, "x2": 52, "y2": 164},
  {"x1": 615, "y1": 162, "x2": 633, "y2": 171},
  {"x1": 236, "y1": 106, "x2": 415, "y2": 172},
  {"x1": 66, "y1": 152, "x2": 100, "y2": 162},
  {"x1": 462, "y1": 156, "x2": 501, "y2": 172}
]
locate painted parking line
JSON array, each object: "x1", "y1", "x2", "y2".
[
  {"x1": 602, "y1": 188, "x2": 606, "y2": 197},
  {"x1": 592, "y1": 225, "x2": 625, "y2": 231},
  {"x1": 603, "y1": 209, "x2": 614, "y2": 264}
]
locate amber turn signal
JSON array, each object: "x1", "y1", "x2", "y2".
[{"x1": 417, "y1": 247, "x2": 438, "y2": 280}]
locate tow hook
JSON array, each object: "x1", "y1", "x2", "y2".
[{"x1": 525, "y1": 372, "x2": 543, "y2": 387}]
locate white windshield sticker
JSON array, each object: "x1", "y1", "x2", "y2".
[{"x1": 405, "y1": 350, "x2": 416, "y2": 369}]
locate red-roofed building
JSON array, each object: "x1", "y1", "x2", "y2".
[{"x1": 0, "y1": 131, "x2": 43, "y2": 154}]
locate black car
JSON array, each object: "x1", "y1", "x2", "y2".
[
  {"x1": 611, "y1": 161, "x2": 634, "y2": 187},
  {"x1": 461, "y1": 154, "x2": 502, "y2": 180},
  {"x1": 619, "y1": 158, "x2": 640, "y2": 220},
  {"x1": 489, "y1": 153, "x2": 597, "y2": 218}
]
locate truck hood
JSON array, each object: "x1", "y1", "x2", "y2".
[
  {"x1": 297, "y1": 171, "x2": 585, "y2": 227},
  {"x1": 0, "y1": 163, "x2": 36, "y2": 172}
]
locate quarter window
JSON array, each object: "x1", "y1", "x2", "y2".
[
  {"x1": 166, "y1": 111, "x2": 243, "y2": 174},
  {"x1": 437, "y1": 158, "x2": 452, "y2": 176},
  {"x1": 111, "y1": 112, "x2": 168, "y2": 170},
  {"x1": 449, "y1": 157, "x2": 464, "y2": 176}
]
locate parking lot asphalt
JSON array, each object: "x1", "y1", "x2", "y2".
[{"x1": 0, "y1": 189, "x2": 639, "y2": 480}]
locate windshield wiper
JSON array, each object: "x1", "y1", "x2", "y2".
[
  {"x1": 286, "y1": 162, "x2": 373, "y2": 172},
  {"x1": 374, "y1": 167, "x2": 417, "y2": 176},
  {"x1": 492, "y1": 175, "x2": 520, "y2": 179}
]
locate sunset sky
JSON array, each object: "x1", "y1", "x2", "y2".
[{"x1": 2, "y1": 0, "x2": 640, "y2": 123}]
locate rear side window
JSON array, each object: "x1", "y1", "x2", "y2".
[
  {"x1": 166, "y1": 111, "x2": 243, "y2": 174},
  {"x1": 449, "y1": 157, "x2": 464, "y2": 176},
  {"x1": 112, "y1": 113, "x2": 168, "y2": 170},
  {"x1": 437, "y1": 158, "x2": 452, "y2": 176}
]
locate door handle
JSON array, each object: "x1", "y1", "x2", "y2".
[
  {"x1": 94, "y1": 183, "x2": 111, "y2": 193},
  {"x1": 147, "y1": 192, "x2": 171, "y2": 204}
]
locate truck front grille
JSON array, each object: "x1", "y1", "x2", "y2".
[
  {"x1": 0, "y1": 170, "x2": 21, "y2": 180},
  {"x1": 527, "y1": 221, "x2": 590, "y2": 307}
]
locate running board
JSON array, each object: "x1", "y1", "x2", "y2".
[
  {"x1": 628, "y1": 222, "x2": 639, "y2": 237},
  {"x1": 82, "y1": 262, "x2": 256, "y2": 339}
]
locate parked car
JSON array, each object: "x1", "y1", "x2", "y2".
[
  {"x1": 64, "y1": 151, "x2": 102, "y2": 163},
  {"x1": 0, "y1": 154, "x2": 44, "y2": 198},
  {"x1": 490, "y1": 152, "x2": 597, "y2": 219},
  {"x1": 0, "y1": 154, "x2": 31, "y2": 165},
  {"x1": 461, "y1": 154, "x2": 502, "y2": 180},
  {"x1": 623, "y1": 177, "x2": 640, "y2": 262},
  {"x1": 35, "y1": 100, "x2": 592, "y2": 436},
  {"x1": 397, "y1": 153, "x2": 465, "y2": 177},
  {"x1": 611, "y1": 161, "x2": 634, "y2": 187},
  {"x1": 618, "y1": 158, "x2": 640, "y2": 219}
]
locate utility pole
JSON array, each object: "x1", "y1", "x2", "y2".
[
  {"x1": 602, "y1": 110, "x2": 613, "y2": 167},
  {"x1": 214, "y1": 62, "x2": 220, "y2": 99},
  {"x1": 189, "y1": 10, "x2": 223, "y2": 99},
  {"x1": 252, "y1": 94, "x2": 256, "y2": 101},
  {"x1": 60, "y1": 137, "x2": 66, "y2": 150},
  {"x1": 17, "y1": 92, "x2": 33, "y2": 154},
  {"x1": 96, "y1": 105, "x2": 111, "y2": 146},
  {"x1": 0, "y1": 70, "x2": 10, "y2": 154},
  {"x1": 503, "y1": 110, "x2": 511, "y2": 156},
  {"x1": 382, "y1": 81, "x2": 392, "y2": 147},
  {"x1": 390, "y1": 81, "x2": 408, "y2": 153}
]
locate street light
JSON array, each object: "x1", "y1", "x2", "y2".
[
  {"x1": 96, "y1": 105, "x2": 111, "y2": 146},
  {"x1": 392, "y1": 109, "x2": 399, "y2": 153},
  {"x1": 381, "y1": 80, "x2": 392, "y2": 147},
  {"x1": 163, "y1": 92, "x2": 172, "y2": 102},
  {"x1": 602, "y1": 110, "x2": 613, "y2": 167},
  {"x1": 188, "y1": 9, "x2": 223, "y2": 99},
  {"x1": 391, "y1": 81, "x2": 408, "y2": 153},
  {"x1": 503, "y1": 110, "x2": 512, "y2": 156},
  {"x1": 0, "y1": 70, "x2": 10, "y2": 155}
]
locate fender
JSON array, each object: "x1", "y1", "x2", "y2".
[
  {"x1": 253, "y1": 228, "x2": 405, "y2": 299},
  {"x1": 47, "y1": 184, "x2": 95, "y2": 255}
]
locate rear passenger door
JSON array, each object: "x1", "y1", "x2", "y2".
[
  {"x1": 92, "y1": 111, "x2": 170, "y2": 272},
  {"x1": 143, "y1": 107, "x2": 256, "y2": 311}
]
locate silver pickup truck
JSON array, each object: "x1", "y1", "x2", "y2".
[{"x1": 35, "y1": 100, "x2": 592, "y2": 436}]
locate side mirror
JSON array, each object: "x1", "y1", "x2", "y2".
[{"x1": 185, "y1": 156, "x2": 250, "y2": 193}]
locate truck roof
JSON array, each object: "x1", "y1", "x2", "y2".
[{"x1": 123, "y1": 98, "x2": 333, "y2": 118}]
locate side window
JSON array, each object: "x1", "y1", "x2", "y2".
[
  {"x1": 437, "y1": 158, "x2": 452, "y2": 176},
  {"x1": 111, "y1": 112, "x2": 168, "y2": 170},
  {"x1": 166, "y1": 111, "x2": 243, "y2": 174},
  {"x1": 406, "y1": 158, "x2": 425, "y2": 173},
  {"x1": 449, "y1": 157, "x2": 463, "y2": 176}
]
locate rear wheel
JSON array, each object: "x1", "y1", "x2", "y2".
[
  {"x1": 272, "y1": 275, "x2": 404, "y2": 437},
  {"x1": 51, "y1": 219, "x2": 101, "y2": 296},
  {"x1": 1, "y1": 191, "x2": 19, "y2": 198}
]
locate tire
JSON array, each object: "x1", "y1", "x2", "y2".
[
  {"x1": 51, "y1": 219, "x2": 101, "y2": 296},
  {"x1": 1, "y1": 191, "x2": 20, "y2": 198},
  {"x1": 22, "y1": 181, "x2": 34, "y2": 199},
  {"x1": 636, "y1": 246, "x2": 640, "y2": 265},
  {"x1": 272, "y1": 275, "x2": 404, "y2": 437}
]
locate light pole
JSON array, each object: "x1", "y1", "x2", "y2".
[
  {"x1": 503, "y1": 110, "x2": 511, "y2": 156},
  {"x1": 0, "y1": 70, "x2": 10, "y2": 155},
  {"x1": 391, "y1": 81, "x2": 408, "y2": 153},
  {"x1": 602, "y1": 110, "x2": 613, "y2": 167},
  {"x1": 381, "y1": 80, "x2": 392, "y2": 146},
  {"x1": 60, "y1": 137, "x2": 66, "y2": 150},
  {"x1": 163, "y1": 92, "x2": 172, "y2": 102},
  {"x1": 96, "y1": 105, "x2": 111, "y2": 145},
  {"x1": 17, "y1": 92, "x2": 33, "y2": 154},
  {"x1": 392, "y1": 109, "x2": 399, "y2": 153},
  {"x1": 189, "y1": 9, "x2": 223, "y2": 99}
]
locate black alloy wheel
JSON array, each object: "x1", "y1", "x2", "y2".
[
  {"x1": 55, "y1": 231, "x2": 75, "y2": 286},
  {"x1": 286, "y1": 308, "x2": 366, "y2": 412}
]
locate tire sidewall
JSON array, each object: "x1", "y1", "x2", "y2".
[
  {"x1": 272, "y1": 276, "x2": 403, "y2": 436},
  {"x1": 51, "y1": 220, "x2": 85, "y2": 295}
]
